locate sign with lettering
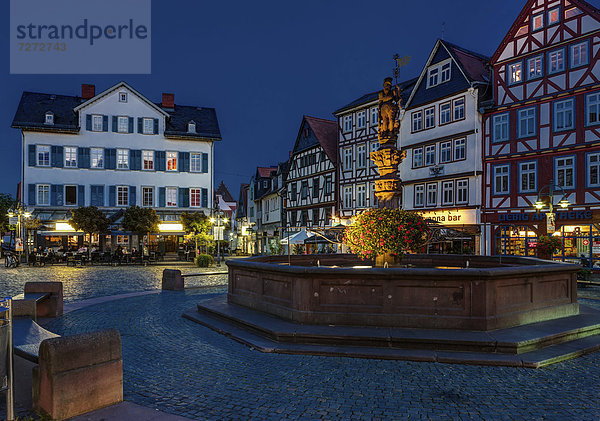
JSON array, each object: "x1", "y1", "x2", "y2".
[
  {"x1": 420, "y1": 209, "x2": 477, "y2": 226},
  {"x1": 546, "y1": 212, "x2": 556, "y2": 233},
  {"x1": 496, "y1": 210, "x2": 594, "y2": 223}
]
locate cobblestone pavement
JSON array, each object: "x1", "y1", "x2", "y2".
[
  {"x1": 36, "y1": 284, "x2": 600, "y2": 421},
  {"x1": 0, "y1": 263, "x2": 226, "y2": 302}
]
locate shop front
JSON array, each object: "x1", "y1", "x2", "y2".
[
  {"x1": 419, "y1": 208, "x2": 481, "y2": 255},
  {"x1": 486, "y1": 209, "x2": 600, "y2": 268}
]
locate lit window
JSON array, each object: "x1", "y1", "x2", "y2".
[
  {"x1": 442, "y1": 181, "x2": 453, "y2": 205},
  {"x1": 412, "y1": 111, "x2": 423, "y2": 132},
  {"x1": 143, "y1": 150, "x2": 154, "y2": 170},
  {"x1": 587, "y1": 93, "x2": 600, "y2": 126},
  {"x1": 344, "y1": 186, "x2": 353, "y2": 209},
  {"x1": 343, "y1": 115, "x2": 352, "y2": 132},
  {"x1": 571, "y1": 42, "x2": 588, "y2": 68},
  {"x1": 453, "y1": 98, "x2": 465, "y2": 120},
  {"x1": 143, "y1": 118, "x2": 154, "y2": 134},
  {"x1": 424, "y1": 107, "x2": 435, "y2": 129},
  {"x1": 357, "y1": 111, "x2": 366, "y2": 129},
  {"x1": 548, "y1": 49, "x2": 565, "y2": 73},
  {"x1": 440, "y1": 141, "x2": 452, "y2": 163},
  {"x1": 356, "y1": 184, "x2": 366, "y2": 208},
  {"x1": 92, "y1": 115, "x2": 103, "y2": 131},
  {"x1": 119, "y1": 92, "x2": 127, "y2": 102},
  {"x1": 440, "y1": 103, "x2": 451, "y2": 125},
  {"x1": 548, "y1": 7, "x2": 560, "y2": 25},
  {"x1": 414, "y1": 184, "x2": 424, "y2": 207},
  {"x1": 167, "y1": 151, "x2": 177, "y2": 171},
  {"x1": 456, "y1": 180, "x2": 468, "y2": 204},
  {"x1": 166, "y1": 187, "x2": 177, "y2": 207},
  {"x1": 454, "y1": 138, "x2": 466, "y2": 160},
  {"x1": 519, "y1": 161, "x2": 537, "y2": 193},
  {"x1": 554, "y1": 99, "x2": 574, "y2": 131},
  {"x1": 493, "y1": 113, "x2": 509, "y2": 142},
  {"x1": 587, "y1": 153, "x2": 600, "y2": 187},
  {"x1": 64, "y1": 146, "x2": 77, "y2": 168},
  {"x1": 508, "y1": 62, "x2": 522, "y2": 84},
  {"x1": 424, "y1": 145, "x2": 436, "y2": 166},
  {"x1": 142, "y1": 187, "x2": 154, "y2": 207},
  {"x1": 344, "y1": 148, "x2": 353, "y2": 170},
  {"x1": 37, "y1": 145, "x2": 50, "y2": 166},
  {"x1": 494, "y1": 165, "x2": 510, "y2": 194},
  {"x1": 518, "y1": 107, "x2": 536, "y2": 138},
  {"x1": 532, "y1": 13, "x2": 544, "y2": 31},
  {"x1": 91, "y1": 148, "x2": 103, "y2": 168},
  {"x1": 45, "y1": 112, "x2": 54, "y2": 125},
  {"x1": 527, "y1": 56, "x2": 543, "y2": 79},
  {"x1": 555, "y1": 156, "x2": 575, "y2": 189},
  {"x1": 190, "y1": 188, "x2": 201, "y2": 207},
  {"x1": 413, "y1": 147, "x2": 423, "y2": 167},
  {"x1": 426, "y1": 183, "x2": 437, "y2": 207},
  {"x1": 117, "y1": 149, "x2": 129, "y2": 169},
  {"x1": 117, "y1": 186, "x2": 129, "y2": 206},
  {"x1": 118, "y1": 116, "x2": 129, "y2": 133},
  {"x1": 37, "y1": 185, "x2": 50, "y2": 205}
]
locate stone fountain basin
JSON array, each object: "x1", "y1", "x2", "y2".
[{"x1": 226, "y1": 254, "x2": 580, "y2": 331}]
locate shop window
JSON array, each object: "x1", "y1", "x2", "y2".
[{"x1": 495, "y1": 226, "x2": 538, "y2": 257}]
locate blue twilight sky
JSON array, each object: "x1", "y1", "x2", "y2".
[{"x1": 1, "y1": 0, "x2": 595, "y2": 198}]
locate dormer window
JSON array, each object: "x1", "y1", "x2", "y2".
[
  {"x1": 119, "y1": 92, "x2": 128, "y2": 102},
  {"x1": 188, "y1": 121, "x2": 196, "y2": 133},
  {"x1": 427, "y1": 59, "x2": 452, "y2": 88},
  {"x1": 44, "y1": 112, "x2": 54, "y2": 125}
]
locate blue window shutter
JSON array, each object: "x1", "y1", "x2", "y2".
[
  {"x1": 78, "y1": 147, "x2": 90, "y2": 168},
  {"x1": 178, "y1": 152, "x2": 184, "y2": 172},
  {"x1": 105, "y1": 149, "x2": 116, "y2": 169},
  {"x1": 84, "y1": 147, "x2": 91, "y2": 168},
  {"x1": 129, "y1": 186, "x2": 136, "y2": 206},
  {"x1": 112, "y1": 116, "x2": 118, "y2": 132},
  {"x1": 78, "y1": 185, "x2": 85, "y2": 206},
  {"x1": 51, "y1": 146, "x2": 64, "y2": 168},
  {"x1": 98, "y1": 185, "x2": 105, "y2": 206},
  {"x1": 104, "y1": 149, "x2": 110, "y2": 169},
  {"x1": 28, "y1": 184, "x2": 36, "y2": 205},
  {"x1": 90, "y1": 186, "x2": 97, "y2": 206},
  {"x1": 54, "y1": 185, "x2": 64, "y2": 206},
  {"x1": 132, "y1": 150, "x2": 141, "y2": 170},
  {"x1": 153, "y1": 118, "x2": 159, "y2": 134},
  {"x1": 138, "y1": 118, "x2": 143, "y2": 133},
  {"x1": 51, "y1": 185, "x2": 57, "y2": 206},
  {"x1": 128, "y1": 117, "x2": 134, "y2": 133},
  {"x1": 184, "y1": 188, "x2": 189, "y2": 207},
  {"x1": 159, "y1": 187, "x2": 166, "y2": 207},
  {"x1": 129, "y1": 150, "x2": 134, "y2": 170},
  {"x1": 201, "y1": 188, "x2": 208, "y2": 208},
  {"x1": 28, "y1": 145, "x2": 36, "y2": 166},
  {"x1": 156, "y1": 151, "x2": 166, "y2": 171},
  {"x1": 102, "y1": 115, "x2": 108, "y2": 132},
  {"x1": 178, "y1": 188, "x2": 184, "y2": 207},
  {"x1": 202, "y1": 153, "x2": 208, "y2": 173},
  {"x1": 183, "y1": 152, "x2": 190, "y2": 172},
  {"x1": 109, "y1": 186, "x2": 116, "y2": 207},
  {"x1": 86, "y1": 114, "x2": 92, "y2": 131}
]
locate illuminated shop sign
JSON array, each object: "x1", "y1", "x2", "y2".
[
  {"x1": 498, "y1": 211, "x2": 593, "y2": 222},
  {"x1": 420, "y1": 209, "x2": 477, "y2": 225}
]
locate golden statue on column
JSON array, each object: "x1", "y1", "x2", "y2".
[{"x1": 371, "y1": 77, "x2": 405, "y2": 209}]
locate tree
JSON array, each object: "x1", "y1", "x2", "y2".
[
  {"x1": 0, "y1": 194, "x2": 18, "y2": 233},
  {"x1": 121, "y1": 206, "x2": 160, "y2": 250},
  {"x1": 180, "y1": 211, "x2": 212, "y2": 254},
  {"x1": 70, "y1": 206, "x2": 110, "y2": 253}
]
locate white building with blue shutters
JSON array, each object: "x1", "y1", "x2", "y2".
[{"x1": 12, "y1": 82, "x2": 221, "y2": 251}]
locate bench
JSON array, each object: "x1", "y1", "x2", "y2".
[{"x1": 14, "y1": 282, "x2": 63, "y2": 319}]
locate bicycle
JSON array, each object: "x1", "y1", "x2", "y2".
[{"x1": 5, "y1": 252, "x2": 19, "y2": 268}]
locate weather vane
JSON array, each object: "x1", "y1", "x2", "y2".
[{"x1": 393, "y1": 54, "x2": 411, "y2": 85}]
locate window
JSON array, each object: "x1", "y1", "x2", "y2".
[
  {"x1": 37, "y1": 145, "x2": 50, "y2": 166},
  {"x1": 117, "y1": 116, "x2": 128, "y2": 133},
  {"x1": 532, "y1": 13, "x2": 544, "y2": 31},
  {"x1": 554, "y1": 99, "x2": 574, "y2": 131},
  {"x1": 188, "y1": 121, "x2": 196, "y2": 133},
  {"x1": 493, "y1": 113, "x2": 509, "y2": 142},
  {"x1": 424, "y1": 107, "x2": 435, "y2": 129},
  {"x1": 64, "y1": 146, "x2": 77, "y2": 168},
  {"x1": 312, "y1": 178, "x2": 319, "y2": 199},
  {"x1": 565, "y1": 7, "x2": 582, "y2": 19},
  {"x1": 119, "y1": 92, "x2": 127, "y2": 102},
  {"x1": 357, "y1": 144, "x2": 366, "y2": 168},
  {"x1": 343, "y1": 115, "x2": 352, "y2": 132},
  {"x1": 117, "y1": 235, "x2": 129, "y2": 245},
  {"x1": 117, "y1": 149, "x2": 129, "y2": 169},
  {"x1": 312, "y1": 208, "x2": 319, "y2": 226},
  {"x1": 453, "y1": 98, "x2": 465, "y2": 121},
  {"x1": 412, "y1": 111, "x2": 422, "y2": 132},
  {"x1": 190, "y1": 153, "x2": 203, "y2": 172},
  {"x1": 357, "y1": 111, "x2": 366, "y2": 129},
  {"x1": 142, "y1": 187, "x2": 154, "y2": 207},
  {"x1": 456, "y1": 179, "x2": 468, "y2": 204},
  {"x1": 92, "y1": 115, "x2": 103, "y2": 131},
  {"x1": 519, "y1": 161, "x2": 537, "y2": 193},
  {"x1": 324, "y1": 176, "x2": 332, "y2": 195},
  {"x1": 518, "y1": 107, "x2": 536, "y2": 138},
  {"x1": 527, "y1": 56, "x2": 543, "y2": 79},
  {"x1": 371, "y1": 108, "x2": 378, "y2": 125},
  {"x1": 370, "y1": 182, "x2": 378, "y2": 207},
  {"x1": 65, "y1": 185, "x2": 77, "y2": 206},
  {"x1": 508, "y1": 62, "x2": 523, "y2": 84},
  {"x1": 494, "y1": 165, "x2": 510, "y2": 194},
  {"x1": 588, "y1": 153, "x2": 600, "y2": 187},
  {"x1": 571, "y1": 42, "x2": 588, "y2": 68},
  {"x1": 548, "y1": 7, "x2": 560, "y2": 25},
  {"x1": 440, "y1": 141, "x2": 452, "y2": 163},
  {"x1": 441, "y1": 62, "x2": 451, "y2": 83},
  {"x1": 45, "y1": 112, "x2": 54, "y2": 125},
  {"x1": 141, "y1": 150, "x2": 153, "y2": 170},
  {"x1": 442, "y1": 181, "x2": 453, "y2": 205},
  {"x1": 454, "y1": 138, "x2": 466, "y2": 160},
  {"x1": 263, "y1": 180, "x2": 269, "y2": 189},
  {"x1": 587, "y1": 93, "x2": 600, "y2": 126},
  {"x1": 117, "y1": 186, "x2": 128, "y2": 206},
  {"x1": 167, "y1": 152, "x2": 177, "y2": 171},
  {"x1": 301, "y1": 210, "x2": 308, "y2": 226},
  {"x1": 166, "y1": 187, "x2": 177, "y2": 207},
  {"x1": 356, "y1": 184, "x2": 366, "y2": 208},
  {"x1": 555, "y1": 156, "x2": 575, "y2": 189},
  {"x1": 548, "y1": 49, "x2": 565, "y2": 74},
  {"x1": 344, "y1": 148, "x2": 353, "y2": 170},
  {"x1": 190, "y1": 188, "x2": 201, "y2": 207},
  {"x1": 290, "y1": 183, "x2": 297, "y2": 201},
  {"x1": 426, "y1": 184, "x2": 437, "y2": 207},
  {"x1": 427, "y1": 67, "x2": 439, "y2": 88},
  {"x1": 413, "y1": 147, "x2": 423, "y2": 167},
  {"x1": 516, "y1": 25, "x2": 529, "y2": 37},
  {"x1": 344, "y1": 186, "x2": 353, "y2": 209},
  {"x1": 440, "y1": 103, "x2": 451, "y2": 125},
  {"x1": 424, "y1": 145, "x2": 436, "y2": 166},
  {"x1": 91, "y1": 148, "x2": 103, "y2": 168},
  {"x1": 301, "y1": 181, "x2": 308, "y2": 199},
  {"x1": 414, "y1": 185, "x2": 424, "y2": 208},
  {"x1": 142, "y1": 118, "x2": 154, "y2": 135},
  {"x1": 37, "y1": 185, "x2": 50, "y2": 205}
]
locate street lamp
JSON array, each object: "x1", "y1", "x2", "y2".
[
  {"x1": 211, "y1": 212, "x2": 228, "y2": 266},
  {"x1": 534, "y1": 180, "x2": 571, "y2": 233},
  {"x1": 6, "y1": 203, "x2": 33, "y2": 262}
]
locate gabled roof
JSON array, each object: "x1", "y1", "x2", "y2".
[
  {"x1": 215, "y1": 181, "x2": 235, "y2": 203},
  {"x1": 303, "y1": 116, "x2": 338, "y2": 164},
  {"x1": 257, "y1": 167, "x2": 277, "y2": 179},
  {"x1": 12, "y1": 92, "x2": 82, "y2": 132},
  {"x1": 333, "y1": 77, "x2": 418, "y2": 115},
  {"x1": 161, "y1": 104, "x2": 221, "y2": 140},
  {"x1": 405, "y1": 39, "x2": 490, "y2": 109},
  {"x1": 491, "y1": 0, "x2": 600, "y2": 64}
]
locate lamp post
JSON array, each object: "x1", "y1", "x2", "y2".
[
  {"x1": 533, "y1": 180, "x2": 571, "y2": 234},
  {"x1": 7, "y1": 204, "x2": 32, "y2": 263},
  {"x1": 210, "y1": 211, "x2": 228, "y2": 266}
]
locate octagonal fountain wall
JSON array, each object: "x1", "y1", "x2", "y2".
[{"x1": 226, "y1": 254, "x2": 580, "y2": 331}]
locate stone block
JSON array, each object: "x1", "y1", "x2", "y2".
[
  {"x1": 12, "y1": 299, "x2": 37, "y2": 320},
  {"x1": 24, "y1": 281, "x2": 63, "y2": 318},
  {"x1": 162, "y1": 269, "x2": 184, "y2": 291}
]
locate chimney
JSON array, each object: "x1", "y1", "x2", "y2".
[
  {"x1": 162, "y1": 93, "x2": 174, "y2": 108},
  {"x1": 81, "y1": 84, "x2": 95, "y2": 100}
]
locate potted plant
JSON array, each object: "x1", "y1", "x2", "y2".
[
  {"x1": 536, "y1": 234, "x2": 563, "y2": 260},
  {"x1": 343, "y1": 208, "x2": 428, "y2": 267}
]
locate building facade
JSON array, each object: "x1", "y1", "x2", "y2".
[
  {"x1": 13, "y1": 82, "x2": 221, "y2": 252},
  {"x1": 482, "y1": 0, "x2": 600, "y2": 266},
  {"x1": 234, "y1": 183, "x2": 251, "y2": 254},
  {"x1": 401, "y1": 40, "x2": 491, "y2": 254},
  {"x1": 251, "y1": 166, "x2": 278, "y2": 254},
  {"x1": 257, "y1": 162, "x2": 288, "y2": 254}
]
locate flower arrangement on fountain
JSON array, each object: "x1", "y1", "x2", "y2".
[
  {"x1": 536, "y1": 234, "x2": 563, "y2": 257},
  {"x1": 343, "y1": 208, "x2": 428, "y2": 262}
]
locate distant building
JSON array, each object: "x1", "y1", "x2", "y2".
[
  {"x1": 12, "y1": 82, "x2": 221, "y2": 252},
  {"x1": 257, "y1": 161, "x2": 289, "y2": 254},
  {"x1": 234, "y1": 183, "x2": 251, "y2": 254},
  {"x1": 251, "y1": 166, "x2": 278, "y2": 254}
]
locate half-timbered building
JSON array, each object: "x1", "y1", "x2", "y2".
[
  {"x1": 482, "y1": 0, "x2": 600, "y2": 266},
  {"x1": 284, "y1": 116, "x2": 337, "y2": 239},
  {"x1": 400, "y1": 40, "x2": 491, "y2": 254}
]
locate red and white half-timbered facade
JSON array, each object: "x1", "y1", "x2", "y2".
[{"x1": 483, "y1": 0, "x2": 600, "y2": 266}]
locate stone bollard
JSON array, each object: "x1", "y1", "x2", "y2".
[
  {"x1": 24, "y1": 282, "x2": 63, "y2": 318},
  {"x1": 162, "y1": 269, "x2": 184, "y2": 291}
]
